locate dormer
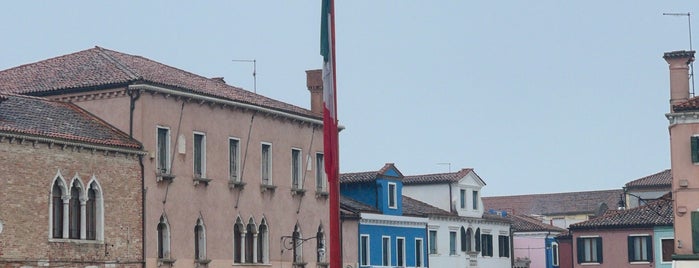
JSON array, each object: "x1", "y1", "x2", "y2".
[
  {"x1": 453, "y1": 169, "x2": 486, "y2": 218},
  {"x1": 340, "y1": 163, "x2": 405, "y2": 216},
  {"x1": 402, "y1": 168, "x2": 488, "y2": 218}
]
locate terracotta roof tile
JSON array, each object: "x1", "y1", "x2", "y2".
[
  {"x1": 340, "y1": 196, "x2": 379, "y2": 213},
  {"x1": 340, "y1": 163, "x2": 402, "y2": 183},
  {"x1": 0, "y1": 46, "x2": 318, "y2": 119},
  {"x1": 625, "y1": 169, "x2": 671, "y2": 189},
  {"x1": 0, "y1": 94, "x2": 141, "y2": 149},
  {"x1": 673, "y1": 96, "x2": 699, "y2": 112},
  {"x1": 508, "y1": 214, "x2": 567, "y2": 233},
  {"x1": 483, "y1": 189, "x2": 622, "y2": 216},
  {"x1": 569, "y1": 195, "x2": 673, "y2": 229},
  {"x1": 402, "y1": 196, "x2": 454, "y2": 217},
  {"x1": 402, "y1": 168, "x2": 479, "y2": 185}
]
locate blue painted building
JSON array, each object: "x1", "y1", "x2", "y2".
[{"x1": 340, "y1": 163, "x2": 429, "y2": 268}]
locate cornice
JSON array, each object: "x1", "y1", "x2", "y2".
[
  {"x1": 0, "y1": 132, "x2": 144, "y2": 157},
  {"x1": 666, "y1": 111, "x2": 699, "y2": 125}
]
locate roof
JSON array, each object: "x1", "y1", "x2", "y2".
[
  {"x1": 673, "y1": 96, "x2": 699, "y2": 112},
  {"x1": 0, "y1": 94, "x2": 141, "y2": 149},
  {"x1": 509, "y1": 214, "x2": 567, "y2": 233},
  {"x1": 483, "y1": 189, "x2": 622, "y2": 216},
  {"x1": 0, "y1": 46, "x2": 318, "y2": 119},
  {"x1": 340, "y1": 163, "x2": 403, "y2": 183},
  {"x1": 340, "y1": 196, "x2": 380, "y2": 214},
  {"x1": 401, "y1": 195, "x2": 454, "y2": 217},
  {"x1": 569, "y1": 195, "x2": 673, "y2": 229},
  {"x1": 625, "y1": 169, "x2": 672, "y2": 189},
  {"x1": 403, "y1": 168, "x2": 485, "y2": 185}
]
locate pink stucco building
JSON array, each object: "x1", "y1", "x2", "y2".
[{"x1": 0, "y1": 47, "x2": 335, "y2": 267}]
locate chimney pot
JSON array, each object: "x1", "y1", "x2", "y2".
[
  {"x1": 306, "y1": 69, "x2": 323, "y2": 115},
  {"x1": 664, "y1": 50, "x2": 695, "y2": 110}
]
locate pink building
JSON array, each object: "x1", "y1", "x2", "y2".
[
  {"x1": 663, "y1": 50, "x2": 699, "y2": 267},
  {"x1": 0, "y1": 47, "x2": 334, "y2": 268},
  {"x1": 510, "y1": 214, "x2": 566, "y2": 268}
]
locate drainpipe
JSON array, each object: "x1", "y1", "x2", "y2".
[
  {"x1": 139, "y1": 154, "x2": 146, "y2": 267},
  {"x1": 126, "y1": 88, "x2": 141, "y2": 138}
]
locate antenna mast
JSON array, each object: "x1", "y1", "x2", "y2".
[
  {"x1": 232, "y1": 59, "x2": 257, "y2": 93},
  {"x1": 664, "y1": 12, "x2": 695, "y2": 96}
]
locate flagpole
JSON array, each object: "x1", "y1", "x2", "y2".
[{"x1": 327, "y1": 0, "x2": 341, "y2": 267}]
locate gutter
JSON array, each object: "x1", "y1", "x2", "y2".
[{"x1": 0, "y1": 132, "x2": 144, "y2": 156}]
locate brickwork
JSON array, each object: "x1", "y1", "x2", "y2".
[{"x1": 0, "y1": 139, "x2": 143, "y2": 267}]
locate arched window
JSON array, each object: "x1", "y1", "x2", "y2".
[
  {"x1": 462, "y1": 227, "x2": 473, "y2": 252},
  {"x1": 475, "y1": 228, "x2": 481, "y2": 252},
  {"x1": 293, "y1": 224, "x2": 303, "y2": 263},
  {"x1": 316, "y1": 225, "x2": 326, "y2": 263},
  {"x1": 258, "y1": 219, "x2": 269, "y2": 263},
  {"x1": 245, "y1": 219, "x2": 256, "y2": 263},
  {"x1": 157, "y1": 215, "x2": 171, "y2": 259},
  {"x1": 51, "y1": 182, "x2": 64, "y2": 239},
  {"x1": 86, "y1": 185, "x2": 96, "y2": 240},
  {"x1": 194, "y1": 218, "x2": 206, "y2": 261},
  {"x1": 234, "y1": 217, "x2": 244, "y2": 263},
  {"x1": 69, "y1": 180, "x2": 82, "y2": 239}
]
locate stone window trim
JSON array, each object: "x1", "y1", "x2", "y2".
[
  {"x1": 291, "y1": 148, "x2": 303, "y2": 191},
  {"x1": 387, "y1": 182, "x2": 397, "y2": 209},
  {"x1": 233, "y1": 216, "x2": 269, "y2": 264},
  {"x1": 48, "y1": 171, "x2": 104, "y2": 243},
  {"x1": 194, "y1": 217, "x2": 208, "y2": 262},
  {"x1": 315, "y1": 152, "x2": 328, "y2": 194},
  {"x1": 261, "y1": 142, "x2": 273, "y2": 187},
  {"x1": 229, "y1": 137, "x2": 241, "y2": 184},
  {"x1": 155, "y1": 126, "x2": 172, "y2": 179},
  {"x1": 158, "y1": 215, "x2": 172, "y2": 260}
]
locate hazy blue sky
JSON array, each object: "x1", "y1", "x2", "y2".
[{"x1": 1, "y1": 1, "x2": 697, "y2": 196}]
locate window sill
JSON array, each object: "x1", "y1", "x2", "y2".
[
  {"x1": 629, "y1": 261, "x2": 651, "y2": 265},
  {"x1": 195, "y1": 259, "x2": 211, "y2": 267},
  {"x1": 48, "y1": 238, "x2": 103, "y2": 244},
  {"x1": 228, "y1": 180, "x2": 246, "y2": 189},
  {"x1": 260, "y1": 184, "x2": 277, "y2": 192},
  {"x1": 292, "y1": 261, "x2": 307, "y2": 268},
  {"x1": 291, "y1": 188, "x2": 306, "y2": 196},
  {"x1": 193, "y1": 176, "x2": 211, "y2": 186},
  {"x1": 315, "y1": 191, "x2": 329, "y2": 198},
  {"x1": 317, "y1": 262, "x2": 329, "y2": 267},
  {"x1": 232, "y1": 263, "x2": 271, "y2": 266},
  {"x1": 156, "y1": 172, "x2": 175, "y2": 182},
  {"x1": 157, "y1": 258, "x2": 176, "y2": 266},
  {"x1": 580, "y1": 263, "x2": 601, "y2": 266}
]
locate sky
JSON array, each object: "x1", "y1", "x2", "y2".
[{"x1": 1, "y1": 1, "x2": 697, "y2": 196}]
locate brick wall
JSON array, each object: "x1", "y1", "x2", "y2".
[{"x1": 0, "y1": 139, "x2": 143, "y2": 267}]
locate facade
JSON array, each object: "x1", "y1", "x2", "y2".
[
  {"x1": 663, "y1": 50, "x2": 699, "y2": 266},
  {"x1": 567, "y1": 197, "x2": 673, "y2": 268},
  {"x1": 0, "y1": 94, "x2": 144, "y2": 267},
  {"x1": 402, "y1": 168, "x2": 512, "y2": 268},
  {"x1": 0, "y1": 47, "x2": 331, "y2": 267},
  {"x1": 340, "y1": 164, "x2": 429, "y2": 268},
  {"x1": 623, "y1": 169, "x2": 671, "y2": 209},
  {"x1": 483, "y1": 189, "x2": 621, "y2": 229},
  {"x1": 509, "y1": 214, "x2": 566, "y2": 268}
]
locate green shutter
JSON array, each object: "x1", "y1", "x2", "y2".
[
  {"x1": 628, "y1": 236, "x2": 634, "y2": 262},
  {"x1": 647, "y1": 236, "x2": 653, "y2": 261},
  {"x1": 475, "y1": 229, "x2": 481, "y2": 252},
  {"x1": 577, "y1": 238, "x2": 584, "y2": 264},
  {"x1": 692, "y1": 136, "x2": 699, "y2": 163},
  {"x1": 460, "y1": 227, "x2": 467, "y2": 252},
  {"x1": 597, "y1": 237, "x2": 604, "y2": 263},
  {"x1": 692, "y1": 212, "x2": 699, "y2": 253}
]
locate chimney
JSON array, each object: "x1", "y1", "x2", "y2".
[
  {"x1": 664, "y1": 50, "x2": 695, "y2": 108},
  {"x1": 211, "y1": 77, "x2": 226, "y2": 84},
  {"x1": 306, "y1": 69, "x2": 323, "y2": 115}
]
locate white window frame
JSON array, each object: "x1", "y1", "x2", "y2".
[
  {"x1": 156, "y1": 126, "x2": 171, "y2": 174},
  {"x1": 449, "y1": 231, "x2": 457, "y2": 256},
  {"x1": 315, "y1": 152, "x2": 327, "y2": 192},
  {"x1": 194, "y1": 217, "x2": 207, "y2": 261},
  {"x1": 360, "y1": 235, "x2": 370, "y2": 266},
  {"x1": 472, "y1": 190, "x2": 479, "y2": 210},
  {"x1": 396, "y1": 237, "x2": 406, "y2": 266},
  {"x1": 388, "y1": 182, "x2": 397, "y2": 209},
  {"x1": 229, "y1": 137, "x2": 241, "y2": 182},
  {"x1": 629, "y1": 234, "x2": 652, "y2": 263},
  {"x1": 258, "y1": 218, "x2": 269, "y2": 264},
  {"x1": 660, "y1": 237, "x2": 674, "y2": 263},
  {"x1": 415, "y1": 238, "x2": 424, "y2": 267},
  {"x1": 261, "y1": 142, "x2": 273, "y2": 185},
  {"x1": 460, "y1": 189, "x2": 466, "y2": 209},
  {"x1": 429, "y1": 229, "x2": 438, "y2": 255},
  {"x1": 193, "y1": 132, "x2": 207, "y2": 178},
  {"x1": 551, "y1": 242, "x2": 559, "y2": 266},
  {"x1": 157, "y1": 215, "x2": 171, "y2": 259},
  {"x1": 382, "y1": 236, "x2": 391, "y2": 266},
  {"x1": 291, "y1": 148, "x2": 303, "y2": 189}
]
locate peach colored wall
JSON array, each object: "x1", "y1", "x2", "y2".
[
  {"x1": 669, "y1": 123, "x2": 699, "y2": 255},
  {"x1": 514, "y1": 236, "x2": 546, "y2": 268},
  {"x1": 66, "y1": 88, "x2": 330, "y2": 268},
  {"x1": 342, "y1": 217, "x2": 359, "y2": 267},
  {"x1": 572, "y1": 228, "x2": 653, "y2": 268}
]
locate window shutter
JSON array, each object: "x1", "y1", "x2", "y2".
[
  {"x1": 576, "y1": 238, "x2": 583, "y2": 264},
  {"x1": 692, "y1": 212, "x2": 699, "y2": 253},
  {"x1": 692, "y1": 136, "x2": 699, "y2": 163},
  {"x1": 475, "y1": 229, "x2": 481, "y2": 252},
  {"x1": 596, "y1": 237, "x2": 604, "y2": 263},
  {"x1": 646, "y1": 236, "x2": 653, "y2": 261},
  {"x1": 627, "y1": 236, "x2": 634, "y2": 262},
  {"x1": 460, "y1": 227, "x2": 467, "y2": 252}
]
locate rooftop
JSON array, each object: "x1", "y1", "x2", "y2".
[
  {"x1": 569, "y1": 195, "x2": 673, "y2": 229},
  {"x1": 624, "y1": 169, "x2": 671, "y2": 189},
  {"x1": 402, "y1": 168, "x2": 480, "y2": 185},
  {"x1": 508, "y1": 214, "x2": 567, "y2": 233},
  {"x1": 340, "y1": 163, "x2": 403, "y2": 183},
  {"x1": 483, "y1": 189, "x2": 622, "y2": 216}
]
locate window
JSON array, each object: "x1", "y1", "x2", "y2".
[
  {"x1": 498, "y1": 235, "x2": 510, "y2": 257},
  {"x1": 460, "y1": 189, "x2": 466, "y2": 209},
  {"x1": 194, "y1": 218, "x2": 206, "y2": 261},
  {"x1": 382, "y1": 236, "x2": 391, "y2": 266},
  {"x1": 661, "y1": 238, "x2": 674, "y2": 262},
  {"x1": 449, "y1": 231, "x2": 457, "y2": 255},
  {"x1": 481, "y1": 234, "x2": 493, "y2": 257},
  {"x1": 316, "y1": 226, "x2": 326, "y2": 263},
  {"x1": 157, "y1": 127, "x2": 170, "y2": 173},
  {"x1": 475, "y1": 228, "x2": 481, "y2": 252},
  {"x1": 51, "y1": 181, "x2": 64, "y2": 239},
  {"x1": 628, "y1": 235, "x2": 652, "y2": 262},
  {"x1": 193, "y1": 132, "x2": 206, "y2": 178},
  {"x1": 388, "y1": 182, "x2": 397, "y2": 209},
  {"x1": 257, "y1": 219, "x2": 269, "y2": 263},
  {"x1": 291, "y1": 148, "x2": 302, "y2": 189},
  {"x1": 229, "y1": 138, "x2": 240, "y2": 182},
  {"x1": 577, "y1": 237, "x2": 603, "y2": 264},
  {"x1": 86, "y1": 185, "x2": 97, "y2": 240},
  {"x1": 360, "y1": 235, "x2": 370, "y2": 266},
  {"x1": 692, "y1": 136, "x2": 699, "y2": 163},
  {"x1": 69, "y1": 180, "x2": 81, "y2": 239},
  {"x1": 472, "y1": 190, "x2": 479, "y2": 210},
  {"x1": 693, "y1": 211, "x2": 699, "y2": 253},
  {"x1": 157, "y1": 215, "x2": 171, "y2": 259},
  {"x1": 397, "y1": 237, "x2": 406, "y2": 266},
  {"x1": 233, "y1": 218, "x2": 244, "y2": 263},
  {"x1": 245, "y1": 219, "x2": 256, "y2": 263},
  {"x1": 293, "y1": 225, "x2": 303, "y2": 263},
  {"x1": 461, "y1": 227, "x2": 472, "y2": 252},
  {"x1": 261, "y1": 143, "x2": 272, "y2": 185},
  {"x1": 429, "y1": 230, "x2": 438, "y2": 254},
  {"x1": 316, "y1": 153, "x2": 327, "y2": 192},
  {"x1": 415, "y1": 238, "x2": 424, "y2": 267},
  {"x1": 551, "y1": 242, "x2": 559, "y2": 266}
]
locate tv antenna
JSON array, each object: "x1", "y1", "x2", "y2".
[
  {"x1": 663, "y1": 12, "x2": 694, "y2": 96},
  {"x1": 232, "y1": 59, "x2": 257, "y2": 93},
  {"x1": 436, "y1": 162, "x2": 452, "y2": 172}
]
